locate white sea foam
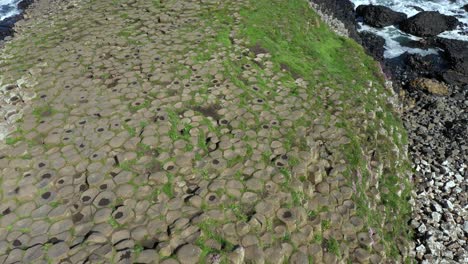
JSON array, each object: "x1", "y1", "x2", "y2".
[
  {"x1": 350, "y1": 0, "x2": 468, "y2": 58},
  {"x1": 359, "y1": 24, "x2": 440, "y2": 58},
  {"x1": 0, "y1": 0, "x2": 21, "y2": 21}
]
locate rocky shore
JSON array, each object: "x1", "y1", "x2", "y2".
[
  {"x1": 0, "y1": 0, "x2": 35, "y2": 41},
  {"x1": 310, "y1": 0, "x2": 468, "y2": 262}
]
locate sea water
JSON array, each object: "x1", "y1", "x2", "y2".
[
  {"x1": 0, "y1": 0, "x2": 22, "y2": 21},
  {"x1": 349, "y1": 0, "x2": 468, "y2": 58}
]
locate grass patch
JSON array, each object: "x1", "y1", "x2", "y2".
[
  {"x1": 326, "y1": 238, "x2": 341, "y2": 257},
  {"x1": 123, "y1": 123, "x2": 137, "y2": 137},
  {"x1": 32, "y1": 105, "x2": 55, "y2": 118},
  {"x1": 196, "y1": 219, "x2": 235, "y2": 262},
  {"x1": 232, "y1": 0, "x2": 413, "y2": 261},
  {"x1": 108, "y1": 217, "x2": 120, "y2": 228},
  {"x1": 119, "y1": 159, "x2": 136, "y2": 171},
  {"x1": 161, "y1": 173, "x2": 175, "y2": 198},
  {"x1": 5, "y1": 136, "x2": 23, "y2": 145}
]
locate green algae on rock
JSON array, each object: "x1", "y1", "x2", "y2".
[{"x1": 0, "y1": 0, "x2": 413, "y2": 263}]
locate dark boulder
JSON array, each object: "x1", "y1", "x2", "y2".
[
  {"x1": 383, "y1": 53, "x2": 421, "y2": 84},
  {"x1": 463, "y1": 4, "x2": 468, "y2": 12},
  {"x1": 0, "y1": 14, "x2": 22, "y2": 40},
  {"x1": 406, "y1": 53, "x2": 449, "y2": 79},
  {"x1": 311, "y1": 0, "x2": 361, "y2": 42},
  {"x1": 407, "y1": 6, "x2": 424, "y2": 12},
  {"x1": 435, "y1": 38, "x2": 468, "y2": 75},
  {"x1": 0, "y1": 26, "x2": 14, "y2": 39},
  {"x1": 442, "y1": 70, "x2": 468, "y2": 87},
  {"x1": 399, "y1": 11, "x2": 461, "y2": 37},
  {"x1": 359, "y1": 31, "x2": 385, "y2": 61},
  {"x1": 383, "y1": 52, "x2": 450, "y2": 85},
  {"x1": 0, "y1": 14, "x2": 22, "y2": 27},
  {"x1": 356, "y1": 5, "x2": 407, "y2": 28},
  {"x1": 18, "y1": 0, "x2": 34, "y2": 11}
]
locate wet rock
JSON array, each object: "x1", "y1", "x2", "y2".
[
  {"x1": 356, "y1": 5, "x2": 407, "y2": 28},
  {"x1": 407, "y1": 53, "x2": 449, "y2": 79},
  {"x1": 442, "y1": 70, "x2": 468, "y2": 86},
  {"x1": 408, "y1": 6, "x2": 424, "y2": 12},
  {"x1": 435, "y1": 38, "x2": 468, "y2": 75},
  {"x1": 311, "y1": 0, "x2": 361, "y2": 41},
  {"x1": 399, "y1": 11, "x2": 461, "y2": 37},
  {"x1": 359, "y1": 31, "x2": 385, "y2": 61},
  {"x1": 18, "y1": 0, "x2": 34, "y2": 11}
]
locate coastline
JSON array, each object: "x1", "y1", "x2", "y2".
[
  {"x1": 0, "y1": 0, "x2": 34, "y2": 45},
  {"x1": 309, "y1": 0, "x2": 468, "y2": 262}
]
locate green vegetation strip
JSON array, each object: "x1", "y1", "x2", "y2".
[
  {"x1": 240, "y1": 0, "x2": 412, "y2": 260},
  {"x1": 198, "y1": 0, "x2": 413, "y2": 261}
]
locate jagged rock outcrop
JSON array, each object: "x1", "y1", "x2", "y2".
[
  {"x1": 356, "y1": 5, "x2": 407, "y2": 28},
  {"x1": 310, "y1": 0, "x2": 361, "y2": 41},
  {"x1": 399, "y1": 11, "x2": 461, "y2": 37}
]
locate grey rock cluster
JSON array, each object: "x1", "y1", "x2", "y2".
[{"x1": 403, "y1": 84, "x2": 468, "y2": 263}]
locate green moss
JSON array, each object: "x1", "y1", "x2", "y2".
[
  {"x1": 32, "y1": 105, "x2": 55, "y2": 118},
  {"x1": 123, "y1": 123, "x2": 136, "y2": 137},
  {"x1": 227, "y1": 0, "x2": 412, "y2": 260},
  {"x1": 133, "y1": 244, "x2": 144, "y2": 254},
  {"x1": 313, "y1": 233, "x2": 323, "y2": 244},
  {"x1": 196, "y1": 219, "x2": 235, "y2": 262},
  {"x1": 162, "y1": 173, "x2": 175, "y2": 198},
  {"x1": 108, "y1": 217, "x2": 120, "y2": 228},
  {"x1": 321, "y1": 219, "x2": 331, "y2": 230},
  {"x1": 5, "y1": 136, "x2": 23, "y2": 145},
  {"x1": 326, "y1": 238, "x2": 341, "y2": 257},
  {"x1": 291, "y1": 191, "x2": 305, "y2": 207},
  {"x1": 119, "y1": 159, "x2": 137, "y2": 171}
]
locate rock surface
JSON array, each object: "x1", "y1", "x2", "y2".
[
  {"x1": 18, "y1": 0, "x2": 35, "y2": 11},
  {"x1": 435, "y1": 38, "x2": 468, "y2": 75},
  {"x1": 310, "y1": 0, "x2": 361, "y2": 41},
  {"x1": 311, "y1": 1, "x2": 468, "y2": 263},
  {"x1": 359, "y1": 31, "x2": 385, "y2": 61},
  {"x1": 409, "y1": 78, "x2": 449, "y2": 96},
  {"x1": 356, "y1": 5, "x2": 407, "y2": 28},
  {"x1": 403, "y1": 83, "x2": 468, "y2": 263},
  {"x1": 399, "y1": 11, "x2": 461, "y2": 37},
  {"x1": 442, "y1": 70, "x2": 468, "y2": 86},
  {"x1": 0, "y1": 0, "x2": 414, "y2": 262}
]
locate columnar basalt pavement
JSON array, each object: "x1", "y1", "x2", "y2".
[{"x1": 0, "y1": 0, "x2": 412, "y2": 263}]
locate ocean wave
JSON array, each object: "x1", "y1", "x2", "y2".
[
  {"x1": 350, "y1": 0, "x2": 468, "y2": 58},
  {"x1": 0, "y1": 0, "x2": 22, "y2": 21}
]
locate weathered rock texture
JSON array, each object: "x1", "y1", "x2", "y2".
[
  {"x1": 0, "y1": 0, "x2": 412, "y2": 263},
  {"x1": 399, "y1": 11, "x2": 461, "y2": 37},
  {"x1": 356, "y1": 5, "x2": 407, "y2": 28}
]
